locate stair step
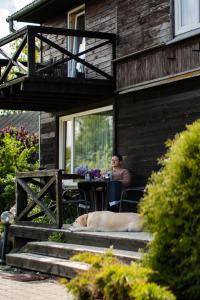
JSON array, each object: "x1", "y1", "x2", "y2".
[
  {"x1": 6, "y1": 253, "x2": 90, "y2": 278},
  {"x1": 10, "y1": 225, "x2": 151, "y2": 251},
  {"x1": 24, "y1": 241, "x2": 142, "y2": 263}
]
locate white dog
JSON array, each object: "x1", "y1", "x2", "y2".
[{"x1": 70, "y1": 211, "x2": 143, "y2": 232}]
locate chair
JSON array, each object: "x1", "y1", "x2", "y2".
[
  {"x1": 62, "y1": 188, "x2": 90, "y2": 219},
  {"x1": 119, "y1": 187, "x2": 144, "y2": 212}
]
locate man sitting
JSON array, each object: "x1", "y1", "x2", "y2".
[{"x1": 107, "y1": 154, "x2": 132, "y2": 210}]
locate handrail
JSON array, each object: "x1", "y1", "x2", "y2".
[
  {"x1": 0, "y1": 25, "x2": 116, "y2": 85},
  {"x1": 16, "y1": 169, "x2": 63, "y2": 228}
]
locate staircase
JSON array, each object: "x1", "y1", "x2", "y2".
[{"x1": 6, "y1": 226, "x2": 151, "y2": 278}]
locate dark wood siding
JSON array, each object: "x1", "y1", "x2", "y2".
[
  {"x1": 117, "y1": 36, "x2": 200, "y2": 90},
  {"x1": 85, "y1": 0, "x2": 117, "y2": 78},
  {"x1": 40, "y1": 113, "x2": 57, "y2": 169},
  {"x1": 116, "y1": 86, "x2": 200, "y2": 184},
  {"x1": 117, "y1": 0, "x2": 171, "y2": 58},
  {"x1": 41, "y1": 14, "x2": 68, "y2": 63},
  {"x1": 116, "y1": 0, "x2": 200, "y2": 90}
]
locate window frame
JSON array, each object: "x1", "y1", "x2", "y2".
[
  {"x1": 67, "y1": 4, "x2": 85, "y2": 77},
  {"x1": 59, "y1": 105, "x2": 113, "y2": 173},
  {"x1": 174, "y1": 0, "x2": 200, "y2": 35}
]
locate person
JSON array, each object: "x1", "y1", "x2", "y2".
[
  {"x1": 107, "y1": 154, "x2": 132, "y2": 211},
  {"x1": 111, "y1": 154, "x2": 132, "y2": 188}
]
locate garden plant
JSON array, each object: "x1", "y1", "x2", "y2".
[
  {"x1": 63, "y1": 251, "x2": 175, "y2": 300},
  {"x1": 140, "y1": 119, "x2": 200, "y2": 300},
  {"x1": 0, "y1": 126, "x2": 38, "y2": 213}
]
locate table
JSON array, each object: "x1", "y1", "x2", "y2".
[{"x1": 78, "y1": 180, "x2": 108, "y2": 211}]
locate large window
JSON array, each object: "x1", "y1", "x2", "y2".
[
  {"x1": 174, "y1": 0, "x2": 200, "y2": 35},
  {"x1": 59, "y1": 106, "x2": 113, "y2": 173}
]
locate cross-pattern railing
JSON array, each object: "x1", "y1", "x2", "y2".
[
  {"x1": 16, "y1": 169, "x2": 63, "y2": 228},
  {"x1": 0, "y1": 25, "x2": 116, "y2": 85}
]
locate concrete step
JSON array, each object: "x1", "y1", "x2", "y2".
[
  {"x1": 6, "y1": 252, "x2": 90, "y2": 278},
  {"x1": 23, "y1": 241, "x2": 142, "y2": 263}
]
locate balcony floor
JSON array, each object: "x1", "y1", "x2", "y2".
[{"x1": 0, "y1": 76, "x2": 114, "y2": 111}]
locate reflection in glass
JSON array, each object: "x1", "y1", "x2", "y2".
[
  {"x1": 74, "y1": 111, "x2": 113, "y2": 171},
  {"x1": 65, "y1": 120, "x2": 72, "y2": 173},
  {"x1": 181, "y1": 0, "x2": 198, "y2": 26}
]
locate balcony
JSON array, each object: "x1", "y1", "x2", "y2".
[{"x1": 0, "y1": 26, "x2": 116, "y2": 111}]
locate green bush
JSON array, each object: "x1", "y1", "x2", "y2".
[
  {"x1": 48, "y1": 232, "x2": 65, "y2": 243},
  {"x1": 139, "y1": 119, "x2": 200, "y2": 299},
  {"x1": 66, "y1": 251, "x2": 175, "y2": 300},
  {"x1": 0, "y1": 127, "x2": 38, "y2": 213}
]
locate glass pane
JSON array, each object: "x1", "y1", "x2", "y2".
[
  {"x1": 68, "y1": 10, "x2": 85, "y2": 78},
  {"x1": 65, "y1": 120, "x2": 72, "y2": 173},
  {"x1": 181, "y1": 0, "x2": 198, "y2": 26},
  {"x1": 74, "y1": 111, "x2": 113, "y2": 172},
  {"x1": 75, "y1": 14, "x2": 85, "y2": 74}
]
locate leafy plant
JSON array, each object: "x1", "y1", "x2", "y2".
[
  {"x1": 0, "y1": 126, "x2": 38, "y2": 213},
  {"x1": 65, "y1": 251, "x2": 175, "y2": 300},
  {"x1": 48, "y1": 232, "x2": 65, "y2": 243},
  {"x1": 139, "y1": 119, "x2": 200, "y2": 299}
]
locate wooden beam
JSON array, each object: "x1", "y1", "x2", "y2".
[
  {"x1": 17, "y1": 178, "x2": 56, "y2": 223},
  {"x1": 27, "y1": 25, "x2": 116, "y2": 41},
  {"x1": 17, "y1": 176, "x2": 57, "y2": 220},
  {"x1": 0, "y1": 34, "x2": 28, "y2": 84},
  {"x1": 36, "y1": 40, "x2": 110, "y2": 75},
  {"x1": 0, "y1": 49, "x2": 27, "y2": 73},
  {"x1": 36, "y1": 33, "x2": 113, "y2": 80},
  {"x1": 27, "y1": 28, "x2": 36, "y2": 77},
  {"x1": 0, "y1": 26, "x2": 27, "y2": 47}
]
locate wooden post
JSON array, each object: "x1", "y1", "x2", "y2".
[
  {"x1": 27, "y1": 27, "x2": 36, "y2": 77},
  {"x1": 55, "y1": 170, "x2": 63, "y2": 228},
  {"x1": 15, "y1": 177, "x2": 28, "y2": 220}
]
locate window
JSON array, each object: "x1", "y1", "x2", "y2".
[
  {"x1": 59, "y1": 106, "x2": 113, "y2": 173},
  {"x1": 175, "y1": 0, "x2": 200, "y2": 35},
  {"x1": 68, "y1": 5, "x2": 85, "y2": 77}
]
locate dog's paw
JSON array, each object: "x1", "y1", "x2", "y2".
[{"x1": 66, "y1": 225, "x2": 74, "y2": 231}]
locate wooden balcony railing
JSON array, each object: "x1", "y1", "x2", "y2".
[{"x1": 0, "y1": 25, "x2": 116, "y2": 86}]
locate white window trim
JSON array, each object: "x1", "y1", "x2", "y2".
[
  {"x1": 67, "y1": 4, "x2": 85, "y2": 76},
  {"x1": 59, "y1": 105, "x2": 113, "y2": 172},
  {"x1": 175, "y1": 0, "x2": 200, "y2": 35}
]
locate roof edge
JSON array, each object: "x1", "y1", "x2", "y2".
[{"x1": 6, "y1": 0, "x2": 49, "y2": 23}]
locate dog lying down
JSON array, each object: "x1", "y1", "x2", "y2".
[{"x1": 70, "y1": 211, "x2": 143, "y2": 232}]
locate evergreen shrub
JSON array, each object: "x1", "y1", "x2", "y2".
[
  {"x1": 65, "y1": 251, "x2": 175, "y2": 300},
  {"x1": 139, "y1": 119, "x2": 200, "y2": 299}
]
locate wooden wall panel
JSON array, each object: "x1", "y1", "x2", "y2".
[
  {"x1": 42, "y1": 14, "x2": 68, "y2": 64},
  {"x1": 117, "y1": 37, "x2": 200, "y2": 89},
  {"x1": 117, "y1": 0, "x2": 171, "y2": 57},
  {"x1": 116, "y1": 89, "x2": 200, "y2": 184},
  {"x1": 85, "y1": 0, "x2": 117, "y2": 79},
  {"x1": 40, "y1": 113, "x2": 57, "y2": 169}
]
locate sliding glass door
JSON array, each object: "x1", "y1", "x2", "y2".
[{"x1": 59, "y1": 106, "x2": 113, "y2": 173}]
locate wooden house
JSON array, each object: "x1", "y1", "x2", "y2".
[
  {"x1": 1, "y1": 0, "x2": 200, "y2": 185},
  {"x1": 2, "y1": 1, "x2": 200, "y2": 274}
]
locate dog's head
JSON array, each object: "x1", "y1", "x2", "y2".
[{"x1": 73, "y1": 213, "x2": 88, "y2": 227}]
